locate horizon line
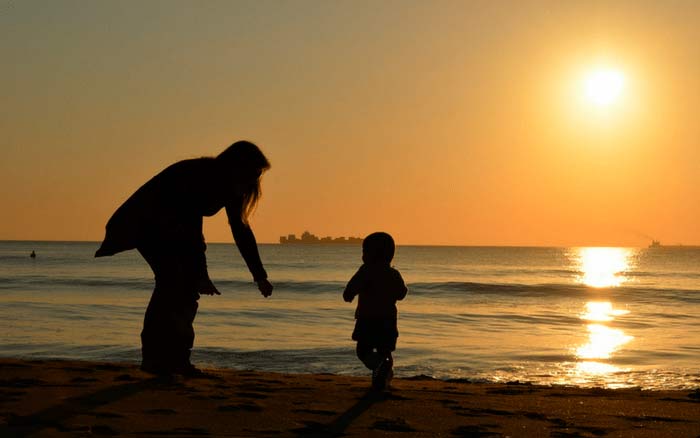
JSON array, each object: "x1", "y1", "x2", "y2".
[{"x1": 2, "y1": 239, "x2": 698, "y2": 249}]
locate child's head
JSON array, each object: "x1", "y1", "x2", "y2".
[{"x1": 362, "y1": 232, "x2": 395, "y2": 265}]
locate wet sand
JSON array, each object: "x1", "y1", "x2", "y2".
[{"x1": 1, "y1": 358, "x2": 698, "y2": 437}]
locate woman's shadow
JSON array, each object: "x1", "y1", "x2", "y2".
[{"x1": 2, "y1": 376, "x2": 172, "y2": 437}]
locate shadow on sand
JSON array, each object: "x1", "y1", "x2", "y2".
[
  {"x1": 293, "y1": 389, "x2": 397, "y2": 437},
  {"x1": 1, "y1": 377, "x2": 169, "y2": 437}
]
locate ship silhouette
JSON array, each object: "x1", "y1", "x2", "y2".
[
  {"x1": 280, "y1": 231, "x2": 362, "y2": 245},
  {"x1": 647, "y1": 240, "x2": 699, "y2": 249}
]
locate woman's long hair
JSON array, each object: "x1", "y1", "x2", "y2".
[{"x1": 217, "y1": 141, "x2": 271, "y2": 224}]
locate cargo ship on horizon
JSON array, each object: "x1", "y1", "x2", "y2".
[{"x1": 647, "y1": 240, "x2": 699, "y2": 249}]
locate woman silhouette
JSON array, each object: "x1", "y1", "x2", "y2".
[{"x1": 96, "y1": 141, "x2": 273, "y2": 375}]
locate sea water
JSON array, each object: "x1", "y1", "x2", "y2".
[{"x1": 1, "y1": 241, "x2": 698, "y2": 390}]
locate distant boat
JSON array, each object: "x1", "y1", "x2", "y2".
[{"x1": 647, "y1": 241, "x2": 700, "y2": 249}]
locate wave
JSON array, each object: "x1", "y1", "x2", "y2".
[
  {"x1": 409, "y1": 280, "x2": 700, "y2": 297},
  {"x1": 0, "y1": 276, "x2": 154, "y2": 291},
  {"x1": 627, "y1": 270, "x2": 700, "y2": 279},
  {"x1": 0, "y1": 276, "x2": 346, "y2": 294},
  {"x1": 2, "y1": 275, "x2": 698, "y2": 303}
]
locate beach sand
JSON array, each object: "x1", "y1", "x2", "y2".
[{"x1": 1, "y1": 358, "x2": 698, "y2": 437}]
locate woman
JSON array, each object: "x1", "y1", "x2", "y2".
[{"x1": 96, "y1": 141, "x2": 273, "y2": 375}]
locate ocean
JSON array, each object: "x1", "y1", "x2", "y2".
[{"x1": 1, "y1": 241, "x2": 698, "y2": 390}]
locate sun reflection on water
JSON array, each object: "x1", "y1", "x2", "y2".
[
  {"x1": 577, "y1": 247, "x2": 632, "y2": 288},
  {"x1": 576, "y1": 322, "x2": 633, "y2": 360},
  {"x1": 566, "y1": 248, "x2": 636, "y2": 386},
  {"x1": 569, "y1": 301, "x2": 634, "y2": 386},
  {"x1": 580, "y1": 301, "x2": 630, "y2": 322}
]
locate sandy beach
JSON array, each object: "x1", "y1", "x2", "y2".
[{"x1": 1, "y1": 358, "x2": 698, "y2": 437}]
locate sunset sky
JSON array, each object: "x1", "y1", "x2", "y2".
[{"x1": 2, "y1": 0, "x2": 699, "y2": 246}]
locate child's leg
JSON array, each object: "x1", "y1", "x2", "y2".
[
  {"x1": 376, "y1": 347, "x2": 394, "y2": 377},
  {"x1": 377, "y1": 321, "x2": 397, "y2": 371},
  {"x1": 371, "y1": 347, "x2": 394, "y2": 390},
  {"x1": 356, "y1": 342, "x2": 381, "y2": 370},
  {"x1": 377, "y1": 348, "x2": 393, "y2": 368}
]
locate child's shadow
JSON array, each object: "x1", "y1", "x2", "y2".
[{"x1": 293, "y1": 389, "x2": 393, "y2": 437}]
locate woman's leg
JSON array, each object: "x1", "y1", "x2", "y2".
[{"x1": 138, "y1": 244, "x2": 201, "y2": 373}]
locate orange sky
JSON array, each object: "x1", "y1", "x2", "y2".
[{"x1": 1, "y1": 1, "x2": 698, "y2": 246}]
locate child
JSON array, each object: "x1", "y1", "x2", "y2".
[{"x1": 343, "y1": 232, "x2": 408, "y2": 390}]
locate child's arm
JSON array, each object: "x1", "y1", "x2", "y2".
[
  {"x1": 343, "y1": 265, "x2": 366, "y2": 302},
  {"x1": 394, "y1": 269, "x2": 408, "y2": 301}
]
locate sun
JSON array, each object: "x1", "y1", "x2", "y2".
[{"x1": 582, "y1": 68, "x2": 626, "y2": 107}]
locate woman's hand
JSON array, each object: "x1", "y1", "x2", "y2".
[
  {"x1": 199, "y1": 277, "x2": 221, "y2": 295},
  {"x1": 256, "y1": 279, "x2": 273, "y2": 297}
]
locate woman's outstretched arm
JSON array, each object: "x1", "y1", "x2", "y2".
[{"x1": 225, "y1": 204, "x2": 272, "y2": 297}]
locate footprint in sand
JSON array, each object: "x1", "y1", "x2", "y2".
[
  {"x1": 94, "y1": 412, "x2": 125, "y2": 419},
  {"x1": 448, "y1": 405, "x2": 514, "y2": 418},
  {"x1": 95, "y1": 364, "x2": 127, "y2": 371},
  {"x1": 372, "y1": 418, "x2": 416, "y2": 432},
  {"x1": 290, "y1": 420, "x2": 327, "y2": 435},
  {"x1": 90, "y1": 424, "x2": 119, "y2": 436},
  {"x1": 236, "y1": 384, "x2": 275, "y2": 393},
  {"x1": 0, "y1": 389, "x2": 26, "y2": 402},
  {"x1": 71, "y1": 376, "x2": 99, "y2": 383},
  {"x1": 0, "y1": 378, "x2": 45, "y2": 388},
  {"x1": 217, "y1": 403, "x2": 263, "y2": 412},
  {"x1": 62, "y1": 366, "x2": 95, "y2": 373},
  {"x1": 385, "y1": 393, "x2": 411, "y2": 401},
  {"x1": 237, "y1": 392, "x2": 269, "y2": 399},
  {"x1": 0, "y1": 362, "x2": 32, "y2": 369},
  {"x1": 144, "y1": 408, "x2": 178, "y2": 415},
  {"x1": 451, "y1": 425, "x2": 501, "y2": 437},
  {"x1": 292, "y1": 408, "x2": 337, "y2": 416},
  {"x1": 146, "y1": 427, "x2": 210, "y2": 436},
  {"x1": 486, "y1": 387, "x2": 528, "y2": 395},
  {"x1": 114, "y1": 374, "x2": 136, "y2": 382}
]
